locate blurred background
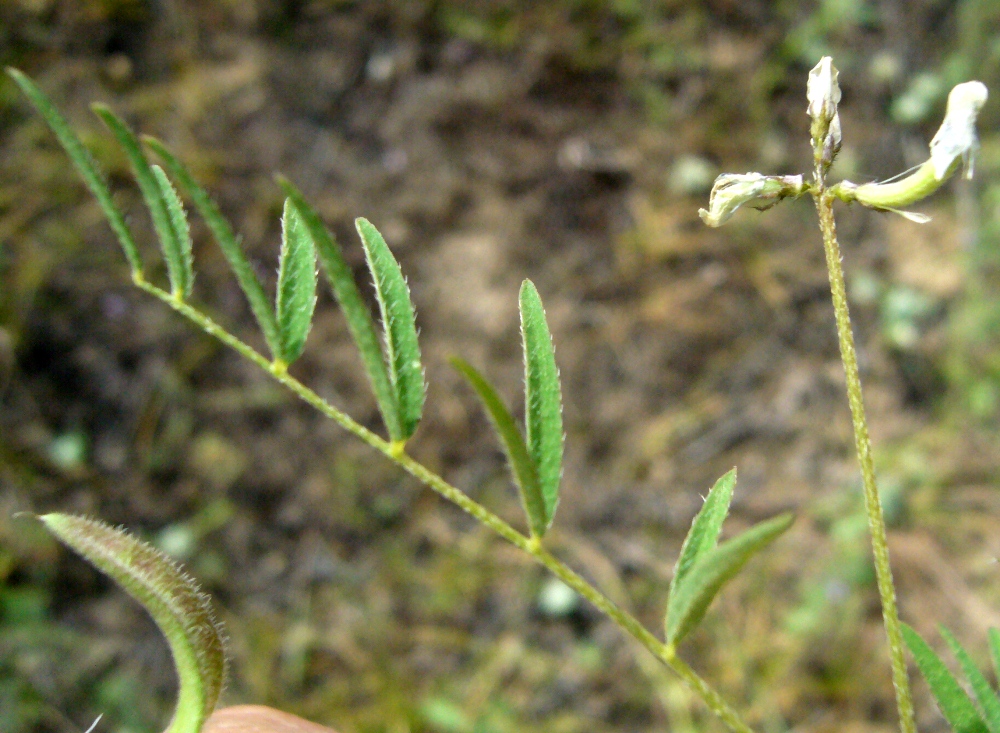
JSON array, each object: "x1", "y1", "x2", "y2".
[{"x1": 2, "y1": 1, "x2": 1000, "y2": 732}]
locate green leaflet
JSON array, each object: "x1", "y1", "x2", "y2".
[
  {"x1": 451, "y1": 356, "x2": 547, "y2": 538},
  {"x1": 989, "y1": 629, "x2": 1000, "y2": 686},
  {"x1": 664, "y1": 512, "x2": 793, "y2": 645},
  {"x1": 902, "y1": 624, "x2": 989, "y2": 733},
  {"x1": 276, "y1": 199, "x2": 318, "y2": 365},
  {"x1": 40, "y1": 514, "x2": 226, "y2": 733},
  {"x1": 7, "y1": 68, "x2": 143, "y2": 275},
  {"x1": 356, "y1": 217, "x2": 424, "y2": 441},
  {"x1": 144, "y1": 136, "x2": 283, "y2": 359},
  {"x1": 150, "y1": 164, "x2": 194, "y2": 299},
  {"x1": 92, "y1": 106, "x2": 191, "y2": 299},
  {"x1": 941, "y1": 627, "x2": 1000, "y2": 733},
  {"x1": 277, "y1": 179, "x2": 401, "y2": 441},
  {"x1": 519, "y1": 280, "x2": 563, "y2": 531},
  {"x1": 669, "y1": 469, "x2": 737, "y2": 600}
]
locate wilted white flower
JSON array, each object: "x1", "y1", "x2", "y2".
[
  {"x1": 929, "y1": 80, "x2": 988, "y2": 180},
  {"x1": 698, "y1": 173, "x2": 806, "y2": 227}
]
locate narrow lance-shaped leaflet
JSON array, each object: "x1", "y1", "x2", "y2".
[
  {"x1": 989, "y1": 629, "x2": 1000, "y2": 686},
  {"x1": 275, "y1": 199, "x2": 318, "y2": 366},
  {"x1": 144, "y1": 136, "x2": 283, "y2": 360},
  {"x1": 940, "y1": 626, "x2": 1000, "y2": 733},
  {"x1": 6, "y1": 68, "x2": 144, "y2": 275},
  {"x1": 669, "y1": 469, "x2": 737, "y2": 600},
  {"x1": 451, "y1": 356, "x2": 547, "y2": 538},
  {"x1": 356, "y1": 217, "x2": 425, "y2": 442},
  {"x1": 901, "y1": 623, "x2": 989, "y2": 733},
  {"x1": 519, "y1": 279, "x2": 564, "y2": 532},
  {"x1": 665, "y1": 512, "x2": 793, "y2": 646},
  {"x1": 92, "y1": 106, "x2": 192, "y2": 299},
  {"x1": 39, "y1": 514, "x2": 226, "y2": 733},
  {"x1": 150, "y1": 164, "x2": 194, "y2": 299},
  {"x1": 277, "y1": 179, "x2": 402, "y2": 442}
]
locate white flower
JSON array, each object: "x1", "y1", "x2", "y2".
[
  {"x1": 698, "y1": 173, "x2": 806, "y2": 227},
  {"x1": 839, "y1": 79, "x2": 988, "y2": 218},
  {"x1": 929, "y1": 81, "x2": 988, "y2": 180}
]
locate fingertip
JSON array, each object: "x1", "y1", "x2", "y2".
[{"x1": 203, "y1": 706, "x2": 339, "y2": 733}]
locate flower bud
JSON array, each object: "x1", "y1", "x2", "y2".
[
  {"x1": 807, "y1": 57, "x2": 843, "y2": 169},
  {"x1": 698, "y1": 173, "x2": 807, "y2": 227},
  {"x1": 807, "y1": 57, "x2": 841, "y2": 124}
]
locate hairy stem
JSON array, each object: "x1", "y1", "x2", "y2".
[
  {"x1": 812, "y1": 189, "x2": 916, "y2": 733},
  {"x1": 135, "y1": 278, "x2": 755, "y2": 733}
]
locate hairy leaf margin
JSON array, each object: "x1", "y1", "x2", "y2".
[
  {"x1": 665, "y1": 512, "x2": 793, "y2": 645},
  {"x1": 356, "y1": 217, "x2": 424, "y2": 441},
  {"x1": 451, "y1": 356, "x2": 547, "y2": 537},
  {"x1": 519, "y1": 279, "x2": 564, "y2": 531},
  {"x1": 40, "y1": 513, "x2": 226, "y2": 733}
]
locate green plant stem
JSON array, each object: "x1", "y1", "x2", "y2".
[
  {"x1": 812, "y1": 188, "x2": 916, "y2": 733},
  {"x1": 135, "y1": 277, "x2": 755, "y2": 733}
]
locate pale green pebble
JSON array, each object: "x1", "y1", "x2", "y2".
[
  {"x1": 48, "y1": 431, "x2": 87, "y2": 470},
  {"x1": 891, "y1": 72, "x2": 944, "y2": 125},
  {"x1": 868, "y1": 51, "x2": 902, "y2": 85},
  {"x1": 157, "y1": 523, "x2": 197, "y2": 561},
  {"x1": 669, "y1": 155, "x2": 717, "y2": 195},
  {"x1": 537, "y1": 577, "x2": 579, "y2": 618}
]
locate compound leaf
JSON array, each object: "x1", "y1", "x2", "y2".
[
  {"x1": 519, "y1": 279, "x2": 563, "y2": 531},
  {"x1": 144, "y1": 136, "x2": 282, "y2": 359},
  {"x1": 40, "y1": 513, "x2": 226, "y2": 733},
  {"x1": 665, "y1": 512, "x2": 793, "y2": 645},
  {"x1": 357, "y1": 217, "x2": 424, "y2": 441},
  {"x1": 275, "y1": 199, "x2": 317, "y2": 365},
  {"x1": 150, "y1": 164, "x2": 194, "y2": 299},
  {"x1": 670, "y1": 468, "x2": 737, "y2": 600},
  {"x1": 902, "y1": 623, "x2": 989, "y2": 733},
  {"x1": 277, "y1": 178, "x2": 401, "y2": 441},
  {"x1": 92, "y1": 105, "x2": 190, "y2": 298},
  {"x1": 941, "y1": 627, "x2": 1000, "y2": 733},
  {"x1": 7, "y1": 68, "x2": 143, "y2": 274},
  {"x1": 451, "y1": 356, "x2": 546, "y2": 537}
]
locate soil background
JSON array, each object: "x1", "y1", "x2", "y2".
[{"x1": 3, "y1": 2, "x2": 1000, "y2": 733}]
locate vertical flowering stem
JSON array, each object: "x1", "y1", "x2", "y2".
[
  {"x1": 702, "y1": 56, "x2": 985, "y2": 733},
  {"x1": 807, "y1": 57, "x2": 915, "y2": 733},
  {"x1": 813, "y1": 186, "x2": 916, "y2": 733}
]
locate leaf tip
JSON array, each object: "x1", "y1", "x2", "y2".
[
  {"x1": 355, "y1": 216, "x2": 377, "y2": 239},
  {"x1": 38, "y1": 512, "x2": 70, "y2": 533},
  {"x1": 519, "y1": 278, "x2": 539, "y2": 299},
  {"x1": 140, "y1": 133, "x2": 166, "y2": 151},
  {"x1": 90, "y1": 102, "x2": 116, "y2": 122}
]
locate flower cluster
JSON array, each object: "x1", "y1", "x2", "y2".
[{"x1": 700, "y1": 56, "x2": 987, "y2": 227}]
